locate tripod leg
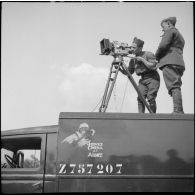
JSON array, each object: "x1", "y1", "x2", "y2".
[
  {"x1": 121, "y1": 62, "x2": 154, "y2": 113},
  {"x1": 99, "y1": 63, "x2": 120, "y2": 112},
  {"x1": 103, "y1": 63, "x2": 120, "y2": 111},
  {"x1": 99, "y1": 64, "x2": 113, "y2": 112}
]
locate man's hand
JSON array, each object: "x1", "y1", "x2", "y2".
[
  {"x1": 127, "y1": 54, "x2": 136, "y2": 59},
  {"x1": 135, "y1": 56, "x2": 144, "y2": 62}
]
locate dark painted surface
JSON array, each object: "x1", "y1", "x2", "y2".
[
  {"x1": 1, "y1": 112, "x2": 194, "y2": 192},
  {"x1": 1, "y1": 175, "x2": 44, "y2": 193},
  {"x1": 44, "y1": 133, "x2": 58, "y2": 193},
  {"x1": 58, "y1": 178, "x2": 193, "y2": 192},
  {"x1": 57, "y1": 117, "x2": 194, "y2": 174},
  {"x1": 57, "y1": 113, "x2": 194, "y2": 192}
]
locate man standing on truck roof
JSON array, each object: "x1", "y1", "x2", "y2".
[
  {"x1": 120, "y1": 37, "x2": 160, "y2": 113},
  {"x1": 155, "y1": 17, "x2": 185, "y2": 114}
]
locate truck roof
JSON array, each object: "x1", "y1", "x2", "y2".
[
  {"x1": 1, "y1": 112, "x2": 194, "y2": 136},
  {"x1": 59, "y1": 112, "x2": 194, "y2": 120},
  {"x1": 1, "y1": 125, "x2": 58, "y2": 136}
]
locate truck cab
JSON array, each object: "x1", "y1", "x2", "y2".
[{"x1": 1, "y1": 112, "x2": 194, "y2": 192}]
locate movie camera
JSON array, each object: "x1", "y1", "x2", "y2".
[{"x1": 100, "y1": 38, "x2": 134, "y2": 57}]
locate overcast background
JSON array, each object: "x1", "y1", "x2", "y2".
[{"x1": 1, "y1": 2, "x2": 194, "y2": 130}]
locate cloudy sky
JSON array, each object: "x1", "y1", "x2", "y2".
[{"x1": 1, "y1": 2, "x2": 194, "y2": 130}]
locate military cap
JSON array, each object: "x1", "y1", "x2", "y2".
[
  {"x1": 132, "y1": 37, "x2": 144, "y2": 48},
  {"x1": 161, "y1": 17, "x2": 177, "y2": 26}
]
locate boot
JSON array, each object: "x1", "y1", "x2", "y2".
[
  {"x1": 149, "y1": 100, "x2": 157, "y2": 113},
  {"x1": 138, "y1": 102, "x2": 145, "y2": 113},
  {"x1": 172, "y1": 88, "x2": 184, "y2": 114}
]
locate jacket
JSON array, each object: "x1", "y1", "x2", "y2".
[{"x1": 155, "y1": 27, "x2": 185, "y2": 69}]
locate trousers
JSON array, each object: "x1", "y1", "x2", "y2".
[
  {"x1": 162, "y1": 65, "x2": 185, "y2": 113},
  {"x1": 137, "y1": 72, "x2": 160, "y2": 113},
  {"x1": 162, "y1": 65, "x2": 184, "y2": 96}
]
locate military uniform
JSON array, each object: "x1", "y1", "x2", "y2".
[
  {"x1": 155, "y1": 17, "x2": 185, "y2": 113},
  {"x1": 128, "y1": 51, "x2": 160, "y2": 113}
]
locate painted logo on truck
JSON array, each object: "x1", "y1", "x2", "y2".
[
  {"x1": 61, "y1": 122, "x2": 95, "y2": 147},
  {"x1": 61, "y1": 122, "x2": 103, "y2": 158}
]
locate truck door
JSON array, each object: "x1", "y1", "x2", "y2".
[{"x1": 1, "y1": 134, "x2": 46, "y2": 193}]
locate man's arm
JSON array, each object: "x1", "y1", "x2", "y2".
[
  {"x1": 155, "y1": 29, "x2": 174, "y2": 60},
  {"x1": 136, "y1": 52, "x2": 158, "y2": 70},
  {"x1": 128, "y1": 58, "x2": 135, "y2": 74}
]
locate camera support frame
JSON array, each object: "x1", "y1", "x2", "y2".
[{"x1": 99, "y1": 56, "x2": 154, "y2": 113}]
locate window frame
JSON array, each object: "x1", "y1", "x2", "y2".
[{"x1": 1, "y1": 133, "x2": 46, "y2": 173}]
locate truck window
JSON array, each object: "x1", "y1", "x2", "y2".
[{"x1": 1, "y1": 137, "x2": 41, "y2": 169}]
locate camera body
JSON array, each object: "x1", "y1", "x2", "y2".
[{"x1": 100, "y1": 38, "x2": 133, "y2": 56}]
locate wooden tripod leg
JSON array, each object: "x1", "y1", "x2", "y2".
[{"x1": 99, "y1": 63, "x2": 120, "y2": 112}]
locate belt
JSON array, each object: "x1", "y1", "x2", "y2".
[
  {"x1": 140, "y1": 71, "x2": 157, "y2": 78},
  {"x1": 170, "y1": 47, "x2": 183, "y2": 54}
]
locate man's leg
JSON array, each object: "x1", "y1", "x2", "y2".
[
  {"x1": 162, "y1": 65, "x2": 184, "y2": 114},
  {"x1": 150, "y1": 101, "x2": 157, "y2": 113},
  {"x1": 147, "y1": 78, "x2": 160, "y2": 113},
  {"x1": 137, "y1": 98, "x2": 145, "y2": 113},
  {"x1": 171, "y1": 88, "x2": 184, "y2": 113},
  {"x1": 137, "y1": 80, "x2": 147, "y2": 113}
]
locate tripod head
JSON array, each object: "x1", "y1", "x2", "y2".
[
  {"x1": 100, "y1": 38, "x2": 133, "y2": 57},
  {"x1": 112, "y1": 55, "x2": 123, "y2": 64}
]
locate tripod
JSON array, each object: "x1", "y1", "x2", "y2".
[{"x1": 99, "y1": 55, "x2": 154, "y2": 113}]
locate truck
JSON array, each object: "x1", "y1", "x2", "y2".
[{"x1": 1, "y1": 112, "x2": 194, "y2": 192}]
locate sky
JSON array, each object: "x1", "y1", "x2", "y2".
[{"x1": 1, "y1": 2, "x2": 194, "y2": 130}]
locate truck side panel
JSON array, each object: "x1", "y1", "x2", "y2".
[{"x1": 57, "y1": 113, "x2": 194, "y2": 192}]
